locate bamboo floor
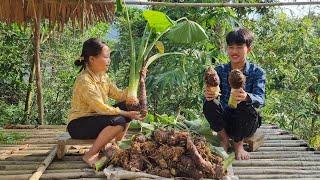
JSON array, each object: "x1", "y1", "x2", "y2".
[{"x1": 0, "y1": 124, "x2": 319, "y2": 179}]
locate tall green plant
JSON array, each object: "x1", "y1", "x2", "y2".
[{"x1": 116, "y1": 0, "x2": 208, "y2": 114}]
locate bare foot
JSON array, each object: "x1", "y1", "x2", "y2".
[
  {"x1": 82, "y1": 153, "x2": 100, "y2": 167},
  {"x1": 234, "y1": 141, "x2": 249, "y2": 160}
]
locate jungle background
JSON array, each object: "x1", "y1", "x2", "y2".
[{"x1": 0, "y1": 0, "x2": 319, "y2": 149}]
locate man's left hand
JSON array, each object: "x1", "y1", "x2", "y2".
[{"x1": 233, "y1": 88, "x2": 248, "y2": 103}]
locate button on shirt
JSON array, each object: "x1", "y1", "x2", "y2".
[
  {"x1": 68, "y1": 68, "x2": 127, "y2": 121},
  {"x1": 216, "y1": 61, "x2": 266, "y2": 109}
]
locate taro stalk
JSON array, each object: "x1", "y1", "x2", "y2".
[
  {"x1": 204, "y1": 67, "x2": 221, "y2": 99},
  {"x1": 228, "y1": 69, "x2": 246, "y2": 109}
]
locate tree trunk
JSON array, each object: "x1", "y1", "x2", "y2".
[
  {"x1": 33, "y1": 0, "x2": 44, "y2": 125},
  {"x1": 24, "y1": 57, "x2": 36, "y2": 123}
]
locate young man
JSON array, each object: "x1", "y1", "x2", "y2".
[{"x1": 203, "y1": 28, "x2": 266, "y2": 160}]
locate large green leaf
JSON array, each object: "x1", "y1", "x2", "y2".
[
  {"x1": 143, "y1": 10, "x2": 174, "y2": 33},
  {"x1": 166, "y1": 20, "x2": 208, "y2": 44}
]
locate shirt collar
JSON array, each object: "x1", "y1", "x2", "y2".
[
  {"x1": 85, "y1": 66, "x2": 107, "y2": 83},
  {"x1": 228, "y1": 60, "x2": 250, "y2": 76}
]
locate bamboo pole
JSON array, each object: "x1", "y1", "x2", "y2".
[
  {"x1": 234, "y1": 168, "x2": 320, "y2": 175},
  {"x1": 238, "y1": 174, "x2": 320, "y2": 179},
  {"x1": 0, "y1": 161, "x2": 39, "y2": 165},
  {"x1": 233, "y1": 160, "x2": 320, "y2": 167},
  {"x1": 40, "y1": 171, "x2": 105, "y2": 179},
  {"x1": 100, "y1": 1, "x2": 320, "y2": 8},
  {"x1": 0, "y1": 170, "x2": 34, "y2": 175},
  {"x1": 261, "y1": 142, "x2": 307, "y2": 147},
  {"x1": 250, "y1": 154, "x2": 320, "y2": 159},
  {"x1": 33, "y1": 0, "x2": 44, "y2": 125},
  {"x1": 234, "y1": 166, "x2": 320, "y2": 171},
  {"x1": 257, "y1": 147, "x2": 308, "y2": 151},
  {"x1": 29, "y1": 145, "x2": 57, "y2": 180},
  {"x1": 0, "y1": 174, "x2": 32, "y2": 180},
  {"x1": 1, "y1": 156, "x2": 46, "y2": 161},
  {"x1": 104, "y1": 168, "x2": 166, "y2": 179},
  {"x1": 3, "y1": 125, "x2": 66, "y2": 129},
  {"x1": 249, "y1": 151, "x2": 315, "y2": 155}
]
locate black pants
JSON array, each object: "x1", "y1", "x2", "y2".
[
  {"x1": 203, "y1": 99, "x2": 261, "y2": 142},
  {"x1": 67, "y1": 102, "x2": 130, "y2": 139}
]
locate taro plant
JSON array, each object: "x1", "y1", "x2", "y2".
[{"x1": 116, "y1": 0, "x2": 208, "y2": 116}]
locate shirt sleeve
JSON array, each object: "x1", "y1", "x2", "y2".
[
  {"x1": 80, "y1": 78, "x2": 122, "y2": 115},
  {"x1": 107, "y1": 78, "x2": 127, "y2": 102},
  {"x1": 247, "y1": 68, "x2": 266, "y2": 108}
]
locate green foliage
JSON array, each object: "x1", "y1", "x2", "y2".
[
  {"x1": 0, "y1": 130, "x2": 25, "y2": 144},
  {"x1": 245, "y1": 12, "x2": 320, "y2": 141},
  {"x1": 0, "y1": 22, "x2": 110, "y2": 125}
]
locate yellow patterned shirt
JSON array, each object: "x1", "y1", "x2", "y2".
[{"x1": 68, "y1": 68, "x2": 127, "y2": 121}]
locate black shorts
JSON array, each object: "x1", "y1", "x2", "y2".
[
  {"x1": 67, "y1": 102, "x2": 130, "y2": 139},
  {"x1": 203, "y1": 99, "x2": 262, "y2": 142}
]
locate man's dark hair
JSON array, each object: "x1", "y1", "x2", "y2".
[{"x1": 226, "y1": 28, "x2": 254, "y2": 48}]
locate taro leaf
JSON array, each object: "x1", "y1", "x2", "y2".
[
  {"x1": 167, "y1": 20, "x2": 208, "y2": 44},
  {"x1": 143, "y1": 10, "x2": 174, "y2": 33},
  {"x1": 222, "y1": 153, "x2": 235, "y2": 171}
]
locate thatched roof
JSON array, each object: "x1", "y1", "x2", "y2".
[{"x1": 0, "y1": 0, "x2": 115, "y2": 28}]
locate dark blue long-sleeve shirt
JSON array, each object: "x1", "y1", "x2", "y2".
[{"x1": 216, "y1": 61, "x2": 266, "y2": 109}]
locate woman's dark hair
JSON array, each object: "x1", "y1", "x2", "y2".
[
  {"x1": 226, "y1": 28, "x2": 254, "y2": 48},
  {"x1": 74, "y1": 38, "x2": 106, "y2": 71}
]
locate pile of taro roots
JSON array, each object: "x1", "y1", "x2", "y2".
[{"x1": 106, "y1": 130, "x2": 226, "y2": 179}]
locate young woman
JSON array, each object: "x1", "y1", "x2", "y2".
[{"x1": 67, "y1": 38, "x2": 143, "y2": 166}]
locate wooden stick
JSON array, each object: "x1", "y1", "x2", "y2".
[{"x1": 29, "y1": 145, "x2": 57, "y2": 180}]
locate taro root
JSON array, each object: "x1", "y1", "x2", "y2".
[
  {"x1": 204, "y1": 66, "x2": 221, "y2": 99},
  {"x1": 105, "y1": 130, "x2": 226, "y2": 179},
  {"x1": 228, "y1": 69, "x2": 246, "y2": 109}
]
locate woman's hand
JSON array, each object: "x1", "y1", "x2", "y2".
[
  {"x1": 204, "y1": 86, "x2": 218, "y2": 101},
  {"x1": 120, "y1": 110, "x2": 143, "y2": 121}
]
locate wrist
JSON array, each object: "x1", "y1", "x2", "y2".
[{"x1": 120, "y1": 110, "x2": 127, "y2": 117}]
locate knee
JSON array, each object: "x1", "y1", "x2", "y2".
[{"x1": 203, "y1": 100, "x2": 221, "y2": 115}]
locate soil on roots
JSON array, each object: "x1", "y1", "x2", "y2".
[{"x1": 107, "y1": 130, "x2": 225, "y2": 179}]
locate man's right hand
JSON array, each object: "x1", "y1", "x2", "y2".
[{"x1": 204, "y1": 86, "x2": 218, "y2": 101}]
